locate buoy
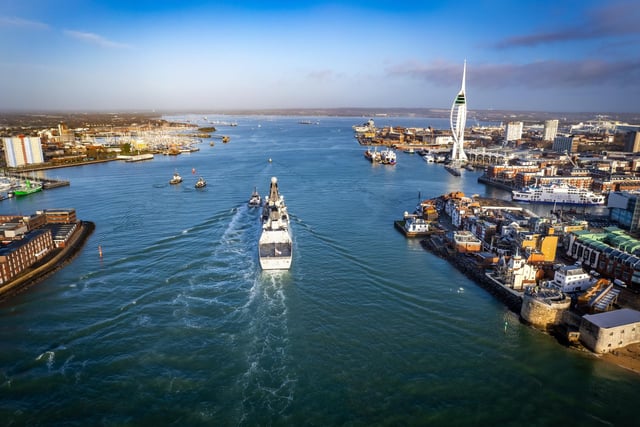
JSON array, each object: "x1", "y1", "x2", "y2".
[
  {"x1": 98, "y1": 245, "x2": 103, "y2": 258},
  {"x1": 268, "y1": 158, "x2": 272, "y2": 163}
]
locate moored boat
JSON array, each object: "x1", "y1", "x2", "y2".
[
  {"x1": 394, "y1": 215, "x2": 435, "y2": 237},
  {"x1": 379, "y1": 148, "x2": 396, "y2": 165},
  {"x1": 512, "y1": 182, "x2": 605, "y2": 205},
  {"x1": 12, "y1": 179, "x2": 43, "y2": 197},
  {"x1": 259, "y1": 177, "x2": 292, "y2": 270},
  {"x1": 422, "y1": 153, "x2": 435, "y2": 163},
  {"x1": 364, "y1": 147, "x2": 381, "y2": 163}
]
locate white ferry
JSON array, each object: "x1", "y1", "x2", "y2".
[
  {"x1": 259, "y1": 177, "x2": 293, "y2": 270},
  {"x1": 511, "y1": 182, "x2": 605, "y2": 205}
]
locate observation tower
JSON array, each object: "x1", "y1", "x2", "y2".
[{"x1": 450, "y1": 61, "x2": 468, "y2": 163}]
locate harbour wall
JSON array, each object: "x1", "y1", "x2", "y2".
[{"x1": 420, "y1": 238, "x2": 523, "y2": 313}]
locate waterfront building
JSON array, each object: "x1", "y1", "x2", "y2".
[
  {"x1": 495, "y1": 253, "x2": 539, "y2": 290},
  {"x1": 449, "y1": 61, "x2": 468, "y2": 163},
  {"x1": 2, "y1": 136, "x2": 45, "y2": 167},
  {"x1": 505, "y1": 121, "x2": 523, "y2": 144},
  {"x1": 38, "y1": 208, "x2": 77, "y2": 224},
  {"x1": 464, "y1": 147, "x2": 516, "y2": 166},
  {"x1": 0, "y1": 229, "x2": 55, "y2": 285},
  {"x1": 543, "y1": 119, "x2": 559, "y2": 142},
  {"x1": 579, "y1": 308, "x2": 640, "y2": 353},
  {"x1": 0, "y1": 209, "x2": 81, "y2": 285},
  {"x1": 545, "y1": 263, "x2": 595, "y2": 293}
]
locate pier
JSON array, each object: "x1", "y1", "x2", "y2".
[{"x1": 3, "y1": 172, "x2": 70, "y2": 191}]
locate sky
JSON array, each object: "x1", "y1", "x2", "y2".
[{"x1": 1, "y1": 0, "x2": 639, "y2": 113}]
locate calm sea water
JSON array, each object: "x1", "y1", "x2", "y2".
[{"x1": 0, "y1": 115, "x2": 637, "y2": 426}]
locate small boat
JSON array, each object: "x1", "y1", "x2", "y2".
[
  {"x1": 195, "y1": 177, "x2": 207, "y2": 189},
  {"x1": 222, "y1": 136, "x2": 230, "y2": 143},
  {"x1": 169, "y1": 171, "x2": 182, "y2": 185},
  {"x1": 364, "y1": 147, "x2": 381, "y2": 163},
  {"x1": 248, "y1": 187, "x2": 262, "y2": 207},
  {"x1": 13, "y1": 179, "x2": 43, "y2": 197}
]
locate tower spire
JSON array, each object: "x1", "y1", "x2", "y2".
[
  {"x1": 450, "y1": 61, "x2": 468, "y2": 164},
  {"x1": 461, "y1": 59, "x2": 466, "y2": 92}
]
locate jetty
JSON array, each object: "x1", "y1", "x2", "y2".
[{"x1": 3, "y1": 172, "x2": 70, "y2": 191}]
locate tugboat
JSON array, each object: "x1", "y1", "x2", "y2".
[
  {"x1": 195, "y1": 177, "x2": 207, "y2": 189},
  {"x1": 169, "y1": 171, "x2": 182, "y2": 185},
  {"x1": 258, "y1": 177, "x2": 292, "y2": 270},
  {"x1": 248, "y1": 187, "x2": 262, "y2": 207}
]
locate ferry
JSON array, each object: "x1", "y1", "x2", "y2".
[
  {"x1": 512, "y1": 182, "x2": 605, "y2": 205},
  {"x1": 259, "y1": 177, "x2": 292, "y2": 270}
]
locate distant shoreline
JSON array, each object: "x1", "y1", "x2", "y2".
[{"x1": 1, "y1": 109, "x2": 639, "y2": 130}]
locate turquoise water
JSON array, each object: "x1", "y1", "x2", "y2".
[{"x1": 0, "y1": 115, "x2": 637, "y2": 426}]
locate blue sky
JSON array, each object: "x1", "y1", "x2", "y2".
[{"x1": 1, "y1": 0, "x2": 639, "y2": 113}]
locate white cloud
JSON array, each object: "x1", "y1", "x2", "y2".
[
  {"x1": 63, "y1": 30, "x2": 132, "y2": 49},
  {"x1": 0, "y1": 16, "x2": 49, "y2": 29}
]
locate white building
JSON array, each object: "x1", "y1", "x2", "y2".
[
  {"x1": 2, "y1": 136, "x2": 45, "y2": 167},
  {"x1": 505, "y1": 121, "x2": 523, "y2": 143},
  {"x1": 543, "y1": 119, "x2": 559, "y2": 142},
  {"x1": 545, "y1": 264, "x2": 595, "y2": 293}
]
